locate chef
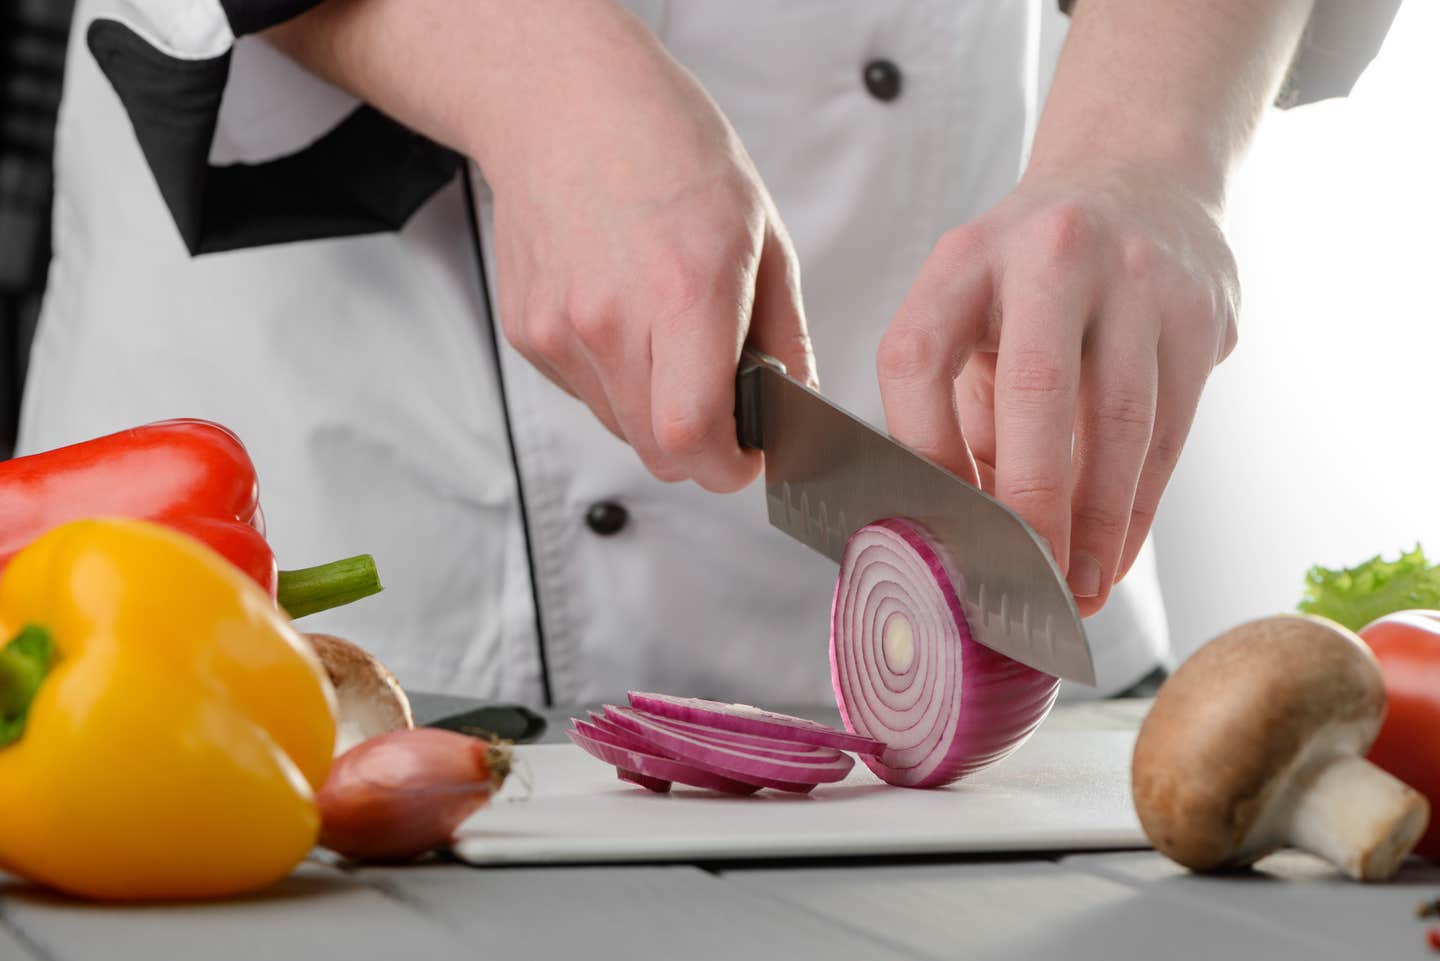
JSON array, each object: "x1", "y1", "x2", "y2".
[{"x1": 23, "y1": 1, "x2": 1394, "y2": 706}]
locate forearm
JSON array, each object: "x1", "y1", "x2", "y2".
[
  {"x1": 264, "y1": 0, "x2": 662, "y2": 181},
  {"x1": 1029, "y1": 0, "x2": 1314, "y2": 207}
]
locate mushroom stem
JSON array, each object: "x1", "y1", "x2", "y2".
[{"x1": 1270, "y1": 753, "x2": 1429, "y2": 881}]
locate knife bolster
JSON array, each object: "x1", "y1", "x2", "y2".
[{"x1": 734, "y1": 353, "x2": 775, "y2": 450}]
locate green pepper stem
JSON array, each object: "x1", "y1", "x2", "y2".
[
  {"x1": 277, "y1": 554, "x2": 383, "y2": 619},
  {"x1": 0, "y1": 625, "x2": 54, "y2": 748}
]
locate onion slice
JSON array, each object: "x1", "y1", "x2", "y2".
[
  {"x1": 603, "y1": 706, "x2": 853, "y2": 787},
  {"x1": 830, "y1": 518, "x2": 1060, "y2": 788},
  {"x1": 568, "y1": 720, "x2": 759, "y2": 795},
  {"x1": 583, "y1": 712, "x2": 660, "y2": 753},
  {"x1": 618, "y1": 769, "x2": 672, "y2": 793},
  {"x1": 601, "y1": 706, "x2": 850, "y2": 763},
  {"x1": 576, "y1": 714, "x2": 823, "y2": 795},
  {"x1": 628, "y1": 691, "x2": 884, "y2": 756}
]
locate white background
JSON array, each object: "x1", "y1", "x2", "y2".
[{"x1": 1152, "y1": 0, "x2": 1440, "y2": 660}]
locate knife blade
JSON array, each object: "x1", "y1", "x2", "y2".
[{"x1": 735, "y1": 350, "x2": 1095, "y2": 685}]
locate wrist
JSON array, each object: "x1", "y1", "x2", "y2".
[
  {"x1": 459, "y1": 0, "x2": 666, "y2": 187},
  {"x1": 1023, "y1": 121, "x2": 1229, "y2": 214}
]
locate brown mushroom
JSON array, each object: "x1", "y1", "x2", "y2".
[
  {"x1": 1132, "y1": 613, "x2": 1429, "y2": 881},
  {"x1": 306, "y1": 633, "x2": 414, "y2": 756}
]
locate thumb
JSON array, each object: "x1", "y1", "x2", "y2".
[{"x1": 748, "y1": 219, "x2": 819, "y2": 390}]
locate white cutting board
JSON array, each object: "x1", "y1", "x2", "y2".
[{"x1": 452, "y1": 731, "x2": 1146, "y2": 865}]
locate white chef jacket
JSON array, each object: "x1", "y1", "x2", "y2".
[{"x1": 21, "y1": 0, "x2": 1381, "y2": 707}]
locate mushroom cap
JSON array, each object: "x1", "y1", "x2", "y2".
[
  {"x1": 306, "y1": 633, "x2": 414, "y2": 756},
  {"x1": 1131, "y1": 613, "x2": 1385, "y2": 870}
]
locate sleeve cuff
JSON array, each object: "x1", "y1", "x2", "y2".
[{"x1": 1282, "y1": 0, "x2": 1403, "y2": 107}]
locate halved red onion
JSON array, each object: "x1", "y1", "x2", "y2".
[
  {"x1": 829, "y1": 518, "x2": 1060, "y2": 788},
  {"x1": 628, "y1": 691, "x2": 884, "y2": 756},
  {"x1": 567, "y1": 720, "x2": 759, "y2": 795},
  {"x1": 603, "y1": 706, "x2": 853, "y2": 788}
]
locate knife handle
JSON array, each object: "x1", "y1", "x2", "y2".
[{"x1": 735, "y1": 348, "x2": 787, "y2": 451}]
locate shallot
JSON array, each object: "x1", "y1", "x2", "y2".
[{"x1": 317, "y1": 728, "x2": 510, "y2": 861}]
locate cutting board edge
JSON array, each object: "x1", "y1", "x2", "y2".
[{"x1": 452, "y1": 828, "x2": 1151, "y2": 867}]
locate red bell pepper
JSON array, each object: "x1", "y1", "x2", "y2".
[{"x1": 0, "y1": 419, "x2": 379, "y2": 617}]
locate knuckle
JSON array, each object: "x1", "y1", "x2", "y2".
[
  {"x1": 933, "y1": 224, "x2": 989, "y2": 266},
  {"x1": 506, "y1": 308, "x2": 567, "y2": 360},
  {"x1": 696, "y1": 467, "x2": 754, "y2": 495},
  {"x1": 525, "y1": 313, "x2": 569, "y2": 359},
  {"x1": 1145, "y1": 431, "x2": 1184, "y2": 473},
  {"x1": 1168, "y1": 278, "x2": 1236, "y2": 359},
  {"x1": 1128, "y1": 501, "x2": 1157, "y2": 529},
  {"x1": 638, "y1": 453, "x2": 687, "y2": 484},
  {"x1": 1003, "y1": 473, "x2": 1064, "y2": 505},
  {"x1": 1213, "y1": 288, "x2": 1241, "y2": 361},
  {"x1": 654, "y1": 404, "x2": 720, "y2": 457},
  {"x1": 877, "y1": 325, "x2": 945, "y2": 383},
  {"x1": 1073, "y1": 503, "x2": 1129, "y2": 541},
  {"x1": 1030, "y1": 202, "x2": 1090, "y2": 263},
  {"x1": 1120, "y1": 235, "x2": 1160, "y2": 282},
  {"x1": 571, "y1": 310, "x2": 617, "y2": 352},
  {"x1": 1002, "y1": 349, "x2": 1068, "y2": 401},
  {"x1": 564, "y1": 289, "x2": 618, "y2": 352},
  {"x1": 960, "y1": 370, "x2": 994, "y2": 414},
  {"x1": 1217, "y1": 317, "x2": 1239, "y2": 362},
  {"x1": 1094, "y1": 391, "x2": 1154, "y2": 441},
  {"x1": 651, "y1": 261, "x2": 712, "y2": 323}
]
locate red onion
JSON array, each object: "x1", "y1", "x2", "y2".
[
  {"x1": 602, "y1": 706, "x2": 851, "y2": 763},
  {"x1": 568, "y1": 719, "x2": 759, "y2": 795},
  {"x1": 601, "y1": 706, "x2": 852, "y2": 788},
  {"x1": 618, "y1": 768, "x2": 672, "y2": 792},
  {"x1": 570, "y1": 712, "x2": 821, "y2": 794},
  {"x1": 628, "y1": 691, "x2": 884, "y2": 755},
  {"x1": 583, "y1": 712, "x2": 661, "y2": 752},
  {"x1": 830, "y1": 518, "x2": 1060, "y2": 788}
]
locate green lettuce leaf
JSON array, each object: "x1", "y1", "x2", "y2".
[{"x1": 1298, "y1": 545, "x2": 1440, "y2": 631}]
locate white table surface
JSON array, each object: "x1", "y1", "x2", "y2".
[{"x1": 3, "y1": 696, "x2": 1437, "y2": 961}]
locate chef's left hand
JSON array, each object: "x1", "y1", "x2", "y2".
[{"x1": 877, "y1": 167, "x2": 1238, "y2": 616}]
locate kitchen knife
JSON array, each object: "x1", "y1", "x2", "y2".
[{"x1": 735, "y1": 350, "x2": 1095, "y2": 685}]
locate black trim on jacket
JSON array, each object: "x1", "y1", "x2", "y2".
[
  {"x1": 87, "y1": 18, "x2": 461, "y2": 256},
  {"x1": 462, "y1": 169, "x2": 556, "y2": 707},
  {"x1": 218, "y1": 0, "x2": 325, "y2": 37}
]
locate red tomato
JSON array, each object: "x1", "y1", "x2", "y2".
[{"x1": 1359, "y1": 611, "x2": 1440, "y2": 861}]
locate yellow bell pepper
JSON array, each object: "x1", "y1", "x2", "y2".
[{"x1": 0, "y1": 518, "x2": 337, "y2": 900}]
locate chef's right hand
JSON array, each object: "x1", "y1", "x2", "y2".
[{"x1": 479, "y1": 5, "x2": 816, "y2": 493}]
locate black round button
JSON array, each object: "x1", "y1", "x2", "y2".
[
  {"x1": 585, "y1": 501, "x2": 629, "y2": 536},
  {"x1": 862, "y1": 59, "x2": 902, "y2": 102}
]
